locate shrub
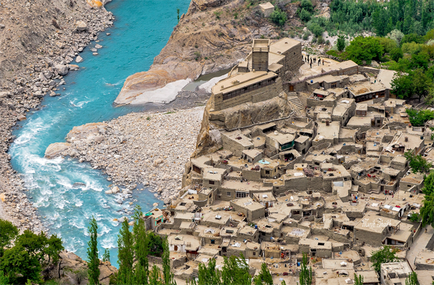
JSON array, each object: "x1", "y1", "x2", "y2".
[
  {"x1": 317, "y1": 36, "x2": 324, "y2": 44},
  {"x1": 402, "y1": 42, "x2": 422, "y2": 55},
  {"x1": 308, "y1": 22, "x2": 324, "y2": 37},
  {"x1": 386, "y1": 29, "x2": 404, "y2": 45},
  {"x1": 337, "y1": 35, "x2": 345, "y2": 51},
  {"x1": 300, "y1": 0, "x2": 313, "y2": 12},
  {"x1": 390, "y1": 47, "x2": 403, "y2": 62},
  {"x1": 299, "y1": 8, "x2": 311, "y2": 22},
  {"x1": 270, "y1": 8, "x2": 287, "y2": 27}
]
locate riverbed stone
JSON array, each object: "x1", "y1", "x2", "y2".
[{"x1": 45, "y1": 142, "x2": 71, "y2": 159}]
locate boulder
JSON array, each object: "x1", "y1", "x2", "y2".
[
  {"x1": 75, "y1": 20, "x2": 88, "y2": 32},
  {"x1": 45, "y1": 143, "x2": 71, "y2": 159},
  {"x1": 68, "y1": 64, "x2": 80, "y2": 71},
  {"x1": 66, "y1": 122, "x2": 108, "y2": 143},
  {"x1": 86, "y1": 0, "x2": 103, "y2": 8},
  {"x1": 105, "y1": 186, "x2": 120, "y2": 194},
  {"x1": 75, "y1": 56, "x2": 83, "y2": 63},
  {"x1": 55, "y1": 64, "x2": 69, "y2": 76},
  {"x1": 95, "y1": 44, "x2": 103, "y2": 49}
]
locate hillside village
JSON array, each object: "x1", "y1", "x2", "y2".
[{"x1": 143, "y1": 38, "x2": 434, "y2": 284}]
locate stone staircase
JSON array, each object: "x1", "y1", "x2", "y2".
[{"x1": 287, "y1": 95, "x2": 304, "y2": 112}]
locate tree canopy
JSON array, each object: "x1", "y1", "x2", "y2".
[
  {"x1": 371, "y1": 246, "x2": 398, "y2": 273},
  {"x1": 0, "y1": 221, "x2": 63, "y2": 284},
  {"x1": 404, "y1": 150, "x2": 433, "y2": 174},
  {"x1": 345, "y1": 36, "x2": 384, "y2": 65}
]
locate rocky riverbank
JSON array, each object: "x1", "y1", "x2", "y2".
[
  {"x1": 0, "y1": 0, "x2": 114, "y2": 231},
  {"x1": 45, "y1": 107, "x2": 204, "y2": 204}
]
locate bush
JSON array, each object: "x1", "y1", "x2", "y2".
[
  {"x1": 308, "y1": 22, "x2": 324, "y2": 37},
  {"x1": 317, "y1": 36, "x2": 324, "y2": 44},
  {"x1": 270, "y1": 8, "x2": 287, "y2": 27},
  {"x1": 337, "y1": 35, "x2": 345, "y2": 52},
  {"x1": 326, "y1": 50, "x2": 340, "y2": 57},
  {"x1": 378, "y1": 37, "x2": 397, "y2": 53},
  {"x1": 300, "y1": 0, "x2": 313, "y2": 13},
  {"x1": 390, "y1": 47, "x2": 403, "y2": 62},
  {"x1": 386, "y1": 29, "x2": 404, "y2": 45},
  {"x1": 302, "y1": 31, "x2": 310, "y2": 40},
  {"x1": 402, "y1": 33, "x2": 425, "y2": 45},
  {"x1": 299, "y1": 8, "x2": 311, "y2": 22},
  {"x1": 402, "y1": 42, "x2": 422, "y2": 55},
  {"x1": 311, "y1": 37, "x2": 317, "y2": 43}
]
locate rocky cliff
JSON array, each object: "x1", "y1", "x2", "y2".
[{"x1": 114, "y1": 0, "x2": 282, "y2": 105}]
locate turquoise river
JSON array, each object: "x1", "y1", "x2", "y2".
[{"x1": 9, "y1": 0, "x2": 190, "y2": 267}]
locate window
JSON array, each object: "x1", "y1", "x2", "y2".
[
  {"x1": 265, "y1": 170, "x2": 270, "y2": 174},
  {"x1": 209, "y1": 180, "x2": 215, "y2": 185},
  {"x1": 211, "y1": 239, "x2": 215, "y2": 244},
  {"x1": 253, "y1": 252, "x2": 256, "y2": 256},
  {"x1": 227, "y1": 192, "x2": 231, "y2": 197},
  {"x1": 236, "y1": 192, "x2": 247, "y2": 198},
  {"x1": 318, "y1": 242, "x2": 325, "y2": 246}
]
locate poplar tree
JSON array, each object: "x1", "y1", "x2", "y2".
[
  {"x1": 354, "y1": 274, "x2": 364, "y2": 285},
  {"x1": 162, "y1": 237, "x2": 174, "y2": 285},
  {"x1": 133, "y1": 207, "x2": 149, "y2": 284},
  {"x1": 117, "y1": 219, "x2": 134, "y2": 285},
  {"x1": 299, "y1": 253, "x2": 313, "y2": 285},
  {"x1": 87, "y1": 217, "x2": 100, "y2": 285}
]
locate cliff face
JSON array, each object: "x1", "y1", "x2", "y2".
[{"x1": 114, "y1": 0, "x2": 281, "y2": 105}]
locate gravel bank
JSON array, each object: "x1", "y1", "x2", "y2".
[{"x1": 48, "y1": 107, "x2": 204, "y2": 203}]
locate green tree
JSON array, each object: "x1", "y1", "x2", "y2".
[
  {"x1": 392, "y1": 71, "x2": 433, "y2": 101},
  {"x1": 299, "y1": 9, "x2": 312, "y2": 22},
  {"x1": 270, "y1": 8, "x2": 287, "y2": 27},
  {"x1": 308, "y1": 22, "x2": 324, "y2": 37},
  {"x1": 387, "y1": 29, "x2": 404, "y2": 45},
  {"x1": 299, "y1": 253, "x2": 313, "y2": 285},
  {"x1": 87, "y1": 217, "x2": 100, "y2": 285},
  {"x1": 354, "y1": 273, "x2": 364, "y2": 285},
  {"x1": 404, "y1": 150, "x2": 433, "y2": 173},
  {"x1": 221, "y1": 254, "x2": 251, "y2": 285},
  {"x1": 102, "y1": 249, "x2": 110, "y2": 263},
  {"x1": 162, "y1": 237, "x2": 174, "y2": 285},
  {"x1": 190, "y1": 258, "x2": 221, "y2": 285},
  {"x1": 149, "y1": 265, "x2": 162, "y2": 285},
  {"x1": 406, "y1": 109, "x2": 434, "y2": 126},
  {"x1": 337, "y1": 35, "x2": 346, "y2": 52},
  {"x1": 300, "y1": 0, "x2": 313, "y2": 13},
  {"x1": 254, "y1": 263, "x2": 273, "y2": 285},
  {"x1": 345, "y1": 36, "x2": 384, "y2": 65},
  {"x1": 371, "y1": 246, "x2": 398, "y2": 273},
  {"x1": 0, "y1": 245, "x2": 42, "y2": 284},
  {"x1": 133, "y1": 207, "x2": 149, "y2": 284},
  {"x1": 390, "y1": 47, "x2": 403, "y2": 62},
  {"x1": 117, "y1": 219, "x2": 134, "y2": 285},
  {"x1": 409, "y1": 212, "x2": 422, "y2": 222},
  {"x1": 0, "y1": 219, "x2": 19, "y2": 257},
  {"x1": 422, "y1": 172, "x2": 434, "y2": 195},
  {"x1": 406, "y1": 271, "x2": 419, "y2": 285},
  {"x1": 420, "y1": 194, "x2": 434, "y2": 228},
  {"x1": 0, "y1": 270, "x2": 8, "y2": 285}
]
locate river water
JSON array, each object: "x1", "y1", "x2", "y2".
[{"x1": 9, "y1": 0, "x2": 190, "y2": 267}]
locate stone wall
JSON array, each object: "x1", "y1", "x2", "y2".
[{"x1": 213, "y1": 77, "x2": 283, "y2": 111}]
